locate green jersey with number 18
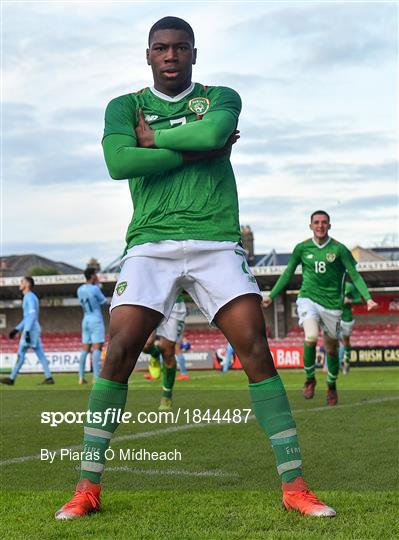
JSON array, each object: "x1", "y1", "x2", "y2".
[
  {"x1": 269, "y1": 238, "x2": 371, "y2": 310},
  {"x1": 103, "y1": 83, "x2": 241, "y2": 249}
]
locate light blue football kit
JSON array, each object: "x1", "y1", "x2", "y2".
[
  {"x1": 77, "y1": 284, "x2": 107, "y2": 379},
  {"x1": 10, "y1": 291, "x2": 52, "y2": 380}
]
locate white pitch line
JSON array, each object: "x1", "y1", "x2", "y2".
[
  {"x1": 1, "y1": 396, "x2": 398, "y2": 467},
  {"x1": 105, "y1": 467, "x2": 238, "y2": 478}
]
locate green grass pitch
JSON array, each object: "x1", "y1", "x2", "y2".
[{"x1": 1, "y1": 368, "x2": 398, "y2": 539}]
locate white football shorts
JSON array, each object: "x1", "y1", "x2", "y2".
[
  {"x1": 157, "y1": 302, "x2": 187, "y2": 343},
  {"x1": 340, "y1": 319, "x2": 355, "y2": 337},
  {"x1": 296, "y1": 297, "x2": 342, "y2": 340},
  {"x1": 111, "y1": 240, "x2": 261, "y2": 323}
]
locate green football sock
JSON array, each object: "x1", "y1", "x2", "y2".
[
  {"x1": 343, "y1": 345, "x2": 351, "y2": 363},
  {"x1": 303, "y1": 342, "x2": 316, "y2": 380},
  {"x1": 249, "y1": 375, "x2": 303, "y2": 483},
  {"x1": 148, "y1": 344, "x2": 161, "y2": 358},
  {"x1": 80, "y1": 377, "x2": 128, "y2": 484},
  {"x1": 326, "y1": 353, "x2": 339, "y2": 386},
  {"x1": 162, "y1": 365, "x2": 177, "y2": 399}
]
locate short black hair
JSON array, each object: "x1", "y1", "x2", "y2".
[
  {"x1": 84, "y1": 268, "x2": 97, "y2": 281},
  {"x1": 310, "y1": 210, "x2": 330, "y2": 223},
  {"x1": 24, "y1": 276, "x2": 34, "y2": 288},
  {"x1": 148, "y1": 16, "x2": 195, "y2": 46}
]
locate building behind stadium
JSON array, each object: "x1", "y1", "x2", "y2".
[{"x1": 1, "y1": 229, "x2": 399, "y2": 372}]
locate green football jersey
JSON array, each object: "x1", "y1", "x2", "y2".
[
  {"x1": 341, "y1": 281, "x2": 363, "y2": 322},
  {"x1": 270, "y1": 237, "x2": 371, "y2": 310},
  {"x1": 103, "y1": 82, "x2": 241, "y2": 249}
]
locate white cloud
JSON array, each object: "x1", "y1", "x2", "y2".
[{"x1": 3, "y1": 1, "x2": 397, "y2": 267}]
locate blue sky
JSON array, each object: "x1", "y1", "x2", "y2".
[{"x1": 2, "y1": 1, "x2": 398, "y2": 269}]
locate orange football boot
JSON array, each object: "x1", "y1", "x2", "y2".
[
  {"x1": 303, "y1": 378, "x2": 316, "y2": 399},
  {"x1": 55, "y1": 478, "x2": 101, "y2": 520},
  {"x1": 327, "y1": 385, "x2": 338, "y2": 406},
  {"x1": 176, "y1": 374, "x2": 190, "y2": 381},
  {"x1": 282, "y1": 477, "x2": 336, "y2": 517}
]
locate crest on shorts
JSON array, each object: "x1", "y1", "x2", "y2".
[
  {"x1": 326, "y1": 253, "x2": 336, "y2": 263},
  {"x1": 188, "y1": 97, "x2": 210, "y2": 116},
  {"x1": 116, "y1": 281, "x2": 128, "y2": 296}
]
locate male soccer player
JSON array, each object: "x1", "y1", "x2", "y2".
[
  {"x1": 264, "y1": 211, "x2": 377, "y2": 405},
  {"x1": 176, "y1": 333, "x2": 191, "y2": 381},
  {"x1": 340, "y1": 279, "x2": 363, "y2": 374},
  {"x1": 223, "y1": 342, "x2": 235, "y2": 373},
  {"x1": 77, "y1": 268, "x2": 108, "y2": 384},
  {"x1": 56, "y1": 17, "x2": 335, "y2": 520},
  {"x1": 142, "y1": 294, "x2": 187, "y2": 407},
  {"x1": 0, "y1": 277, "x2": 54, "y2": 385}
]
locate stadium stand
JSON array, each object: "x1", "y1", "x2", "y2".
[
  {"x1": 1, "y1": 325, "x2": 398, "y2": 354},
  {"x1": 1, "y1": 246, "x2": 398, "y2": 370}
]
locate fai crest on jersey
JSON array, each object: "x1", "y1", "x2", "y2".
[
  {"x1": 188, "y1": 97, "x2": 210, "y2": 116},
  {"x1": 116, "y1": 281, "x2": 128, "y2": 296},
  {"x1": 326, "y1": 253, "x2": 336, "y2": 263}
]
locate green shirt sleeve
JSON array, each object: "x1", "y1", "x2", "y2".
[
  {"x1": 269, "y1": 244, "x2": 302, "y2": 300},
  {"x1": 153, "y1": 87, "x2": 241, "y2": 151},
  {"x1": 345, "y1": 282, "x2": 363, "y2": 305},
  {"x1": 102, "y1": 96, "x2": 183, "y2": 179},
  {"x1": 340, "y1": 246, "x2": 371, "y2": 302}
]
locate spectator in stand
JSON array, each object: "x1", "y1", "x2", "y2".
[
  {"x1": 176, "y1": 334, "x2": 191, "y2": 381},
  {"x1": 0, "y1": 277, "x2": 54, "y2": 385}
]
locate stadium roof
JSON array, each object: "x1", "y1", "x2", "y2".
[
  {"x1": 1, "y1": 261, "x2": 398, "y2": 301},
  {"x1": 0, "y1": 254, "x2": 82, "y2": 277},
  {"x1": 370, "y1": 247, "x2": 399, "y2": 261},
  {"x1": 253, "y1": 250, "x2": 291, "y2": 266},
  {"x1": 1, "y1": 247, "x2": 398, "y2": 300}
]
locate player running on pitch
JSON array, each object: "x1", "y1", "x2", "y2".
[
  {"x1": 176, "y1": 333, "x2": 191, "y2": 380},
  {"x1": 264, "y1": 211, "x2": 377, "y2": 405},
  {"x1": 77, "y1": 268, "x2": 108, "y2": 384},
  {"x1": 56, "y1": 17, "x2": 336, "y2": 520},
  {"x1": 340, "y1": 279, "x2": 364, "y2": 374},
  {"x1": 0, "y1": 277, "x2": 54, "y2": 385},
  {"x1": 143, "y1": 294, "x2": 187, "y2": 408}
]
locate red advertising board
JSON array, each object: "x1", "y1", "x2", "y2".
[
  {"x1": 270, "y1": 346, "x2": 304, "y2": 368},
  {"x1": 352, "y1": 295, "x2": 399, "y2": 315},
  {"x1": 215, "y1": 346, "x2": 304, "y2": 370}
]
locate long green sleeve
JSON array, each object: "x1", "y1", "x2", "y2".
[
  {"x1": 269, "y1": 246, "x2": 302, "y2": 300},
  {"x1": 345, "y1": 282, "x2": 363, "y2": 305},
  {"x1": 341, "y1": 248, "x2": 371, "y2": 301},
  {"x1": 154, "y1": 110, "x2": 237, "y2": 151},
  {"x1": 102, "y1": 134, "x2": 183, "y2": 180}
]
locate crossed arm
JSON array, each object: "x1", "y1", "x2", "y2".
[{"x1": 102, "y1": 109, "x2": 239, "y2": 180}]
